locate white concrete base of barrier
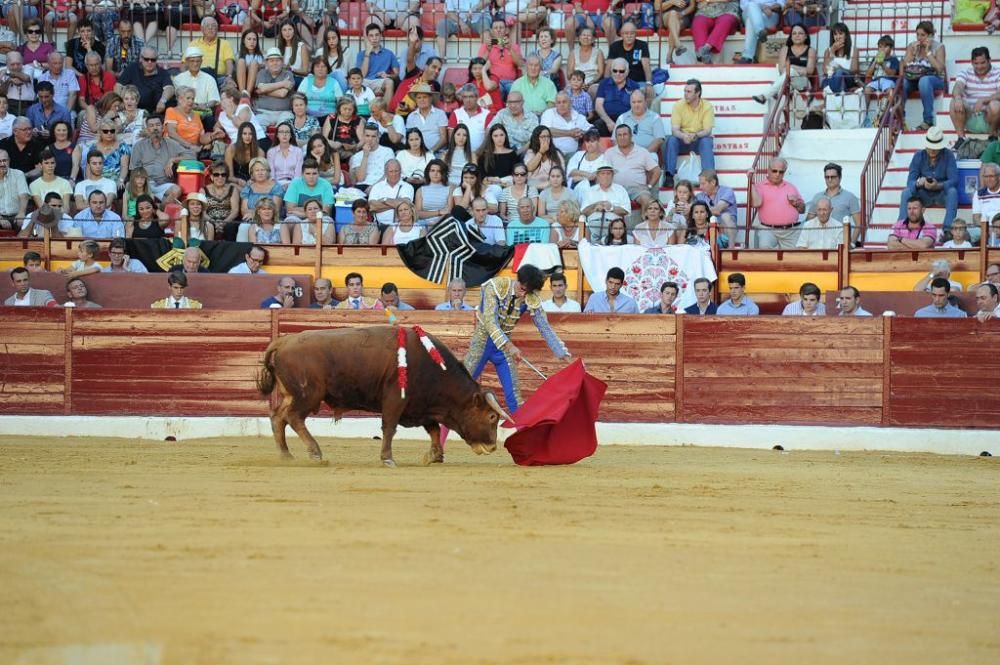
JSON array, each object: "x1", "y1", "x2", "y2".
[{"x1": 0, "y1": 416, "x2": 996, "y2": 457}]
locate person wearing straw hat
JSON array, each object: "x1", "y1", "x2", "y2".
[
  {"x1": 896, "y1": 125, "x2": 958, "y2": 234},
  {"x1": 581, "y1": 163, "x2": 629, "y2": 241},
  {"x1": 404, "y1": 81, "x2": 449, "y2": 153},
  {"x1": 173, "y1": 46, "x2": 221, "y2": 128}
]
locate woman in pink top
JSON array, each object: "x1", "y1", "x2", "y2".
[
  {"x1": 18, "y1": 18, "x2": 55, "y2": 71},
  {"x1": 266, "y1": 122, "x2": 304, "y2": 188}
]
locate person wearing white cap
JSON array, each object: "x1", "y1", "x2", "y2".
[
  {"x1": 173, "y1": 46, "x2": 221, "y2": 128},
  {"x1": 896, "y1": 125, "x2": 958, "y2": 233},
  {"x1": 581, "y1": 164, "x2": 629, "y2": 241},
  {"x1": 253, "y1": 47, "x2": 296, "y2": 127}
]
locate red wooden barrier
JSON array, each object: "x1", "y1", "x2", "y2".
[
  {"x1": 887, "y1": 318, "x2": 1000, "y2": 428},
  {"x1": 0, "y1": 308, "x2": 66, "y2": 414},
  {"x1": 1, "y1": 308, "x2": 998, "y2": 429},
  {"x1": 680, "y1": 317, "x2": 885, "y2": 425}
]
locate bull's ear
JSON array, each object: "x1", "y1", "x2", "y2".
[{"x1": 473, "y1": 392, "x2": 485, "y2": 408}]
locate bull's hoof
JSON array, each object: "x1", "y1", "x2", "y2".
[
  {"x1": 422, "y1": 451, "x2": 445, "y2": 466},
  {"x1": 308, "y1": 452, "x2": 323, "y2": 462},
  {"x1": 279, "y1": 451, "x2": 294, "y2": 461},
  {"x1": 382, "y1": 459, "x2": 397, "y2": 468}
]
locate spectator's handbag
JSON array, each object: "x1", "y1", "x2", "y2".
[
  {"x1": 904, "y1": 63, "x2": 935, "y2": 81},
  {"x1": 955, "y1": 138, "x2": 990, "y2": 160}
]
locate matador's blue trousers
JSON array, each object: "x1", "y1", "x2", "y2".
[{"x1": 466, "y1": 338, "x2": 521, "y2": 413}]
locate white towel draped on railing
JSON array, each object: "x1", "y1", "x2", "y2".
[{"x1": 577, "y1": 241, "x2": 718, "y2": 312}]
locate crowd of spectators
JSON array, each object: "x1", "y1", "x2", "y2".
[{"x1": 0, "y1": 5, "x2": 998, "y2": 317}]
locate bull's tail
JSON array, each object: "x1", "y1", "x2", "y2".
[{"x1": 256, "y1": 345, "x2": 278, "y2": 397}]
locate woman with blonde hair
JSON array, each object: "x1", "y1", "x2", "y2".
[
  {"x1": 249, "y1": 197, "x2": 287, "y2": 244},
  {"x1": 549, "y1": 199, "x2": 583, "y2": 248},
  {"x1": 118, "y1": 85, "x2": 146, "y2": 146},
  {"x1": 76, "y1": 117, "x2": 131, "y2": 190},
  {"x1": 382, "y1": 201, "x2": 426, "y2": 245},
  {"x1": 77, "y1": 91, "x2": 124, "y2": 146},
  {"x1": 239, "y1": 157, "x2": 284, "y2": 220}
]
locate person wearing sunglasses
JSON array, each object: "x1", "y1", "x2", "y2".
[
  {"x1": 749, "y1": 157, "x2": 806, "y2": 249},
  {"x1": 594, "y1": 57, "x2": 639, "y2": 137},
  {"x1": 16, "y1": 18, "x2": 54, "y2": 71},
  {"x1": 118, "y1": 46, "x2": 175, "y2": 115}
]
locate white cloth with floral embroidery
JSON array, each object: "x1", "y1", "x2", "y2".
[{"x1": 577, "y1": 241, "x2": 717, "y2": 311}]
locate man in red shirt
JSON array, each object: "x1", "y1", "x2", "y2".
[
  {"x1": 477, "y1": 17, "x2": 523, "y2": 99},
  {"x1": 77, "y1": 50, "x2": 116, "y2": 130}
]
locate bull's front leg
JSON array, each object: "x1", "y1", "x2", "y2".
[
  {"x1": 422, "y1": 423, "x2": 444, "y2": 465},
  {"x1": 380, "y1": 420, "x2": 398, "y2": 467}
]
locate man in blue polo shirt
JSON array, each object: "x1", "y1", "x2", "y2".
[
  {"x1": 914, "y1": 278, "x2": 968, "y2": 317},
  {"x1": 72, "y1": 190, "x2": 123, "y2": 238},
  {"x1": 716, "y1": 273, "x2": 759, "y2": 315},
  {"x1": 356, "y1": 23, "x2": 399, "y2": 104},
  {"x1": 584, "y1": 266, "x2": 639, "y2": 313},
  {"x1": 594, "y1": 58, "x2": 638, "y2": 136}
]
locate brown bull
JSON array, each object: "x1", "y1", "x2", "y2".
[{"x1": 256, "y1": 326, "x2": 512, "y2": 466}]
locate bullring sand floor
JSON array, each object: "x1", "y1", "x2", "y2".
[{"x1": 1, "y1": 436, "x2": 998, "y2": 664}]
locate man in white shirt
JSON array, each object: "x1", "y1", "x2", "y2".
[
  {"x1": 73, "y1": 149, "x2": 117, "y2": 210},
  {"x1": 349, "y1": 123, "x2": 395, "y2": 189},
  {"x1": 975, "y1": 283, "x2": 1000, "y2": 322},
  {"x1": 581, "y1": 164, "x2": 630, "y2": 241},
  {"x1": 0, "y1": 95, "x2": 15, "y2": 139},
  {"x1": 541, "y1": 92, "x2": 593, "y2": 156},
  {"x1": 603, "y1": 124, "x2": 660, "y2": 217},
  {"x1": 949, "y1": 46, "x2": 1000, "y2": 149},
  {"x1": 367, "y1": 159, "x2": 415, "y2": 226},
  {"x1": 796, "y1": 197, "x2": 844, "y2": 249},
  {"x1": 972, "y1": 162, "x2": 1000, "y2": 240},
  {"x1": 435, "y1": 278, "x2": 476, "y2": 310},
  {"x1": 466, "y1": 196, "x2": 505, "y2": 244},
  {"x1": 446, "y1": 83, "x2": 494, "y2": 153},
  {"x1": 19, "y1": 196, "x2": 73, "y2": 237},
  {"x1": 172, "y1": 46, "x2": 221, "y2": 125},
  {"x1": 541, "y1": 272, "x2": 581, "y2": 312},
  {"x1": 34, "y1": 51, "x2": 80, "y2": 110},
  {"x1": 228, "y1": 245, "x2": 268, "y2": 274}
]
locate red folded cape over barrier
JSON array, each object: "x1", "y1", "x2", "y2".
[{"x1": 503, "y1": 359, "x2": 607, "y2": 466}]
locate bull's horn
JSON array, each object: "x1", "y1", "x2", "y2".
[{"x1": 485, "y1": 392, "x2": 513, "y2": 424}]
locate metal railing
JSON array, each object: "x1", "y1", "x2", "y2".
[
  {"x1": 838, "y1": 1, "x2": 950, "y2": 68},
  {"x1": 858, "y1": 82, "x2": 904, "y2": 242},
  {"x1": 744, "y1": 73, "x2": 792, "y2": 247}
]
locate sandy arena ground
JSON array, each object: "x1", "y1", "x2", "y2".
[{"x1": 1, "y1": 435, "x2": 998, "y2": 665}]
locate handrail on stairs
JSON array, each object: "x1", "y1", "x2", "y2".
[{"x1": 858, "y1": 81, "x2": 905, "y2": 246}]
